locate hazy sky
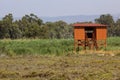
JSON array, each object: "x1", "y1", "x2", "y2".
[{"x1": 0, "y1": 0, "x2": 120, "y2": 17}]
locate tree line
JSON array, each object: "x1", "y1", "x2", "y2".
[{"x1": 0, "y1": 13, "x2": 120, "y2": 39}]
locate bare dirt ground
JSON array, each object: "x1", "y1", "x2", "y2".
[{"x1": 0, "y1": 54, "x2": 120, "y2": 80}]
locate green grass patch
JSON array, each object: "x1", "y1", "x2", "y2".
[
  {"x1": 106, "y1": 37, "x2": 120, "y2": 50},
  {"x1": 0, "y1": 37, "x2": 120, "y2": 56},
  {"x1": 0, "y1": 39, "x2": 74, "y2": 56}
]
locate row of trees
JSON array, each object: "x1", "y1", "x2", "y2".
[
  {"x1": 0, "y1": 13, "x2": 73, "y2": 39},
  {"x1": 0, "y1": 13, "x2": 120, "y2": 39},
  {"x1": 95, "y1": 14, "x2": 120, "y2": 36}
]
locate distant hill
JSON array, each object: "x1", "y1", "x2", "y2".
[
  {"x1": 41, "y1": 14, "x2": 120, "y2": 23},
  {"x1": 40, "y1": 15, "x2": 99, "y2": 23},
  {"x1": 1, "y1": 14, "x2": 120, "y2": 23}
]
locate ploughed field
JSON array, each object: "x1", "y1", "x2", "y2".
[{"x1": 0, "y1": 55, "x2": 120, "y2": 80}]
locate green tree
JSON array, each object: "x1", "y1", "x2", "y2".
[
  {"x1": 44, "y1": 21, "x2": 73, "y2": 39},
  {"x1": 95, "y1": 14, "x2": 115, "y2": 36},
  {"x1": 9, "y1": 23, "x2": 22, "y2": 39},
  {"x1": 114, "y1": 19, "x2": 120, "y2": 36},
  {"x1": 54, "y1": 21, "x2": 70, "y2": 39},
  {"x1": 0, "y1": 13, "x2": 73, "y2": 39},
  {"x1": 0, "y1": 14, "x2": 13, "y2": 38},
  {"x1": 17, "y1": 13, "x2": 43, "y2": 38}
]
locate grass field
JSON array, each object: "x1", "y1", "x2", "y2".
[
  {"x1": 0, "y1": 37, "x2": 120, "y2": 80},
  {"x1": 0, "y1": 39, "x2": 74, "y2": 56},
  {"x1": 0, "y1": 37, "x2": 120, "y2": 56},
  {"x1": 107, "y1": 37, "x2": 120, "y2": 50}
]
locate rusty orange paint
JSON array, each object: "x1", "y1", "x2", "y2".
[
  {"x1": 74, "y1": 27, "x2": 85, "y2": 40},
  {"x1": 73, "y1": 23, "x2": 107, "y2": 50},
  {"x1": 96, "y1": 27, "x2": 107, "y2": 40}
]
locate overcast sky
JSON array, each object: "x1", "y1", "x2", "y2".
[{"x1": 0, "y1": 0, "x2": 120, "y2": 17}]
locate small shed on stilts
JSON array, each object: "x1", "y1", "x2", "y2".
[{"x1": 73, "y1": 23, "x2": 107, "y2": 51}]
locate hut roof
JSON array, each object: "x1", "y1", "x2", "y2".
[{"x1": 73, "y1": 23, "x2": 107, "y2": 27}]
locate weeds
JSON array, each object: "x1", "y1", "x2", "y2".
[
  {"x1": 0, "y1": 39, "x2": 73, "y2": 56},
  {"x1": 0, "y1": 37, "x2": 120, "y2": 56}
]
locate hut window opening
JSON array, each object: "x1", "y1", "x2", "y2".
[{"x1": 85, "y1": 27, "x2": 94, "y2": 38}]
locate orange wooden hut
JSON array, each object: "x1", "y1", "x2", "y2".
[{"x1": 73, "y1": 23, "x2": 107, "y2": 51}]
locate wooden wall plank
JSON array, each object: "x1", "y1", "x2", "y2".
[{"x1": 74, "y1": 27, "x2": 85, "y2": 40}]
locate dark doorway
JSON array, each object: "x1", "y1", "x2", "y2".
[{"x1": 85, "y1": 27, "x2": 94, "y2": 39}]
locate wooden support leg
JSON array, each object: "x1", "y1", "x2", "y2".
[
  {"x1": 74, "y1": 40, "x2": 76, "y2": 52},
  {"x1": 95, "y1": 41, "x2": 98, "y2": 50},
  {"x1": 104, "y1": 40, "x2": 107, "y2": 50},
  {"x1": 91, "y1": 43, "x2": 94, "y2": 50},
  {"x1": 84, "y1": 44, "x2": 86, "y2": 50}
]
